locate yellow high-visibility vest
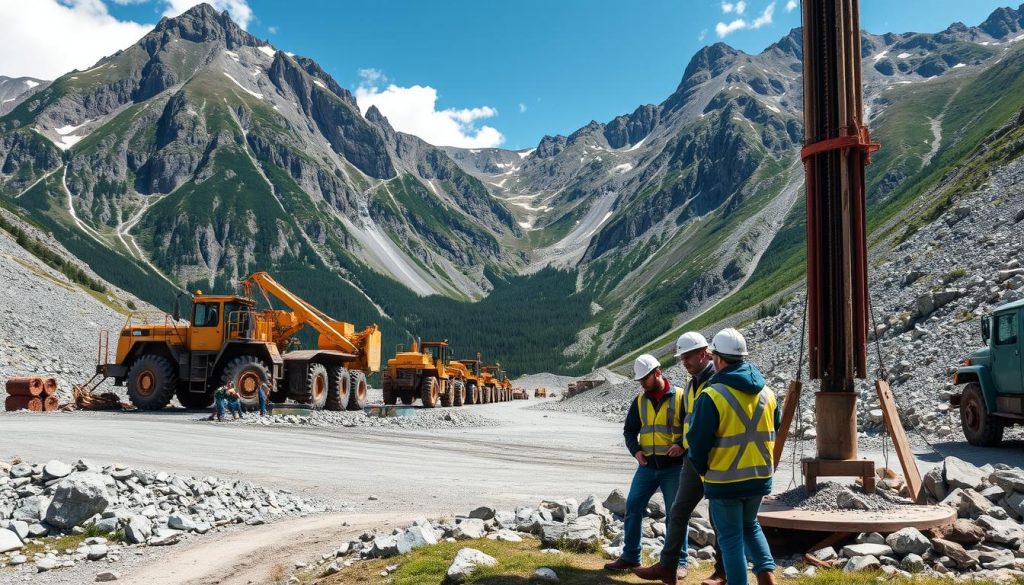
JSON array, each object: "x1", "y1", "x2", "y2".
[
  {"x1": 636, "y1": 387, "x2": 685, "y2": 457},
  {"x1": 682, "y1": 373, "x2": 712, "y2": 450},
  {"x1": 703, "y1": 383, "x2": 777, "y2": 484}
]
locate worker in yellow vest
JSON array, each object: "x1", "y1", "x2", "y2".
[
  {"x1": 634, "y1": 332, "x2": 724, "y2": 585},
  {"x1": 604, "y1": 354, "x2": 686, "y2": 572},
  {"x1": 686, "y1": 328, "x2": 779, "y2": 585}
]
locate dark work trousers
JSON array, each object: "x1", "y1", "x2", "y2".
[{"x1": 660, "y1": 455, "x2": 724, "y2": 573}]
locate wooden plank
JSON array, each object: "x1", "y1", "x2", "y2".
[
  {"x1": 875, "y1": 380, "x2": 924, "y2": 503},
  {"x1": 773, "y1": 380, "x2": 802, "y2": 468}
]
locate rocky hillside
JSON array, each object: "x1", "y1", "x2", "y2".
[{"x1": 0, "y1": 209, "x2": 143, "y2": 399}]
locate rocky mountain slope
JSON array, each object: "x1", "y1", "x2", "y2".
[
  {"x1": 0, "y1": 76, "x2": 48, "y2": 116},
  {"x1": 4, "y1": 3, "x2": 1024, "y2": 375}
]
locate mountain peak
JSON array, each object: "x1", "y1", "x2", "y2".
[
  {"x1": 676, "y1": 42, "x2": 742, "y2": 94},
  {"x1": 979, "y1": 3, "x2": 1024, "y2": 40},
  {"x1": 147, "y1": 2, "x2": 260, "y2": 51}
]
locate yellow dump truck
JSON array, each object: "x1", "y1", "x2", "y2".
[{"x1": 381, "y1": 339, "x2": 463, "y2": 407}]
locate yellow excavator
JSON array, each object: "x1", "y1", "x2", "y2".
[
  {"x1": 91, "y1": 272, "x2": 380, "y2": 411},
  {"x1": 381, "y1": 339, "x2": 463, "y2": 407}
]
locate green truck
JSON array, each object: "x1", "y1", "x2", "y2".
[{"x1": 952, "y1": 298, "x2": 1024, "y2": 446}]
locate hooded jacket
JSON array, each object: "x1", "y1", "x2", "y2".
[{"x1": 686, "y1": 361, "x2": 782, "y2": 499}]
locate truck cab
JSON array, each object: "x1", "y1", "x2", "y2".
[{"x1": 953, "y1": 299, "x2": 1024, "y2": 446}]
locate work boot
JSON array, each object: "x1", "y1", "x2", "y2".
[
  {"x1": 632, "y1": 563, "x2": 679, "y2": 584},
  {"x1": 756, "y1": 570, "x2": 776, "y2": 585},
  {"x1": 603, "y1": 558, "x2": 640, "y2": 571},
  {"x1": 702, "y1": 570, "x2": 727, "y2": 585}
]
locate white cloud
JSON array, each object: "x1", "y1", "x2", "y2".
[
  {"x1": 355, "y1": 71, "x2": 504, "y2": 148},
  {"x1": 267, "y1": 25, "x2": 278, "y2": 34},
  {"x1": 162, "y1": 0, "x2": 253, "y2": 30},
  {"x1": 735, "y1": 1, "x2": 747, "y2": 14},
  {"x1": 698, "y1": 28, "x2": 708, "y2": 42},
  {"x1": 786, "y1": 0, "x2": 798, "y2": 12},
  {"x1": 0, "y1": 0, "x2": 152, "y2": 79},
  {"x1": 715, "y1": 2, "x2": 775, "y2": 38},
  {"x1": 518, "y1": 102, "x2": 527, "y2": 113},
  {"x1": 721, "y1": 2, "x2": 735, "y2": 13}
]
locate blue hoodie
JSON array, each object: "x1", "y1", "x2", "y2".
[{"x1": 686, "y1": 360, "x2": 782, "y2": 499}]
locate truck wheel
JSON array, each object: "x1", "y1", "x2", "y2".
[
  {"x1": 304, "y1": 363, "x2": 329, "y2": 409},
  {"x1": 421, "y1": 376, "x2": 439, "y2": 408},
  {"x1": 400, "y1": 390, "x2": 415, "y2": 405},
  {"x1": 176, "y1": 389, "x2": 214, "y2": 409},
  {"x1": 347, "y1": 370, "x2": 368, "y2": 411},
  {"x1": 962, "y1": 383, "x2": 1004, "y2": 447},
  {"x1": 465, "y1": 382, "x2": 478, "y2": 405},
  {"x1": 382, "y1": 378, "x2": 397, "y2": 405},
  {"x1": 127, "y1": 355, "x2": 177, "y2": 410},
  {"x1": 222, "y1": 356, "x2": 271, "y2": 408},
  {"x1": 453, "y1": 380, "x2": 465, "y2": 406},
  {"x1": 325, "y1": 367, "x2": 350, "y2": 411}
]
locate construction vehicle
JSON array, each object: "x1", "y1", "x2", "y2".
[
  {"x1": 91, "y1": 272, "x2": 381, "y2": 411},
  {"x1": 381, "y1": 339, "x2": 463, "y2": 407},
  {"x1": 454, "y1": 358, "x2": 484, "y2": 405},
  {"x1": 534, "y1": 387, "x2": 547, "y2": 398},
  {"x1": 480, "y1": 364, "x2": 502, "y2": 403},
  {"x1": 511, "y1": 388, "x2": 529, "y2": 400},
  {"x1": 952, "y1": 298, "x2": 1024, "y2": 446}
]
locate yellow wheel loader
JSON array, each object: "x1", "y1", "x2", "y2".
[
  {"x1": 93, "y1": 272, "x2": 380, "y2": 411},
  {"x1": 381, "y1": 339, "x2": 461, "y2": 407}
]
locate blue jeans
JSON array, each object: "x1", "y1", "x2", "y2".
[
  {"x1": 622, "y1": 463, "x2": 683, "y2": 564},
  {"x1": 215, "y1": 397, "x2": 226, "y2": 419},
  {"x1": 258, "y1": 386, "x2": 268, "y2": 415},
  {"x1": 709, "y1": 496, "x2": 775, "y2": 585}
]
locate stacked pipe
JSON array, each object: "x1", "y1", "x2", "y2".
[
  {"x1": 801, "y1": 0, "x2": 879, "y2": 458},
  {"x1": 5, "y1": 377, "x2": 60, "y2": 411}
]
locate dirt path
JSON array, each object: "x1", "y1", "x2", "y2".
[{"x1": 118, "y1": 512, "x2": 425, "y2": 585}]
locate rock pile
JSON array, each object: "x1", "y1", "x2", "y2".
[
  {"x1": 212, "y1": 408, "x2": 496, "y2": 429},
  {"x1": 301, "y1": 489, "x2": 713, "y2": 582},
  {"x1": 0, "y1": 458, "x2": 326, "y2": 577}
]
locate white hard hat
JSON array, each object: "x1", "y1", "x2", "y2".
[
  {"x1": 711, "y1": 328, "x2": 749, "y2": 357},
  {"x1": 633, "y1": 354, "x2": 661, "y2": 381},
  {"x1": 674, "y1": 331, "x2": 709, "y2": 358}
]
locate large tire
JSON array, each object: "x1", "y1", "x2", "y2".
[
  {"x1": 465, "y1": 382, "x2": 478, "y2": 405},
  {"x1": 127, "y1": 355, "x2": 177, "y2": 410},
  {"x1": 440, "y1": 379, "x2": 453, "y2": 407},
  {"x1": 400, "y1": 389, "x2": 415, "y2": 405},
  {"x1": 382, "y1": 377, "x2": 398, "y2": 405},
  {"x1": 304, "y1": 363, "x2": 329, "y2": 409},
  {"x1": 347, "y1": 370, "x2": 368, "y2": 411},
  {"x1": 453, "y1": 380, "x2": 465, "y2": 407},
  {"x1": 326, "y1": 366, "x2": 350, "y2": 411},
  {"x1": 961, "y1": 382, "x2": 1004, "y2": 447},
  {"x1": 176, "y1": 389, "x2": 214, "y2": 410},
  {"x1": 421, "y1": 376, "x2": 439, "y2": 408},
  {"x1": 221, "y1": 356, "x2": 271, "y2": 408}
]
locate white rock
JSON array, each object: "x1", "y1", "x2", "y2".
[{"x1": 445, "y1": 547, "x2": 497, "y2": 583}]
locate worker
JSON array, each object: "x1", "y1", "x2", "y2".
[
  {"x1": 604, "y1": 354, "x2": 686, "y2": 573},
  {"x1": 225, "y1": 385, "x2": 243, "y2": 419},
  {"x1": 210, "y1": 380, "x2": 232, "y2": 422},
  {"x1": 634, "y1": 332, "x2": 724, "y2": 585},
  {"x1": 687, "y1": 328, "x2": 779, "y2": 585},
  {"x1": 257, "y1": 381, "x2": 271, "y2": 416}
]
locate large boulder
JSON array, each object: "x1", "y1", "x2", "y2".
[
  {"x1": 539, "y1": 514, "x2": 603, "y2": 548},
  {"x1": 603, "y1": 490, "x2": 627, "y2": 516},
  {"x1": 976, "y1": 515, "x2": 1024, "y2": 546},
  {"x1": 453, "y1": 518, "x2": 487, "y2": 540},
  {"x1": 124, "y1": 515, "x2": 152, "y2": 544},
  {"x1": 0, "y1": 529, "x2": 23, "y2": 553},
  {"x1": 958, "y1": 488, "x2": 994, "y2": 518},
  {"x1": 841, "y1": 543, "x2": 893, "y2": 558},
  {"x1": 540, "y1": 499, "x2": 578, "y2": 522},
  {"x1": 397, "y1": 525, "x2": 438, "y2": 554},
  {"x1": 931, "y1": 538, "x2": 977, "y2": 569},
  {"x1": 944, "y1": 457, "x2": 987, "y2": 492},
  {"x1": 943, "y1": 519, "x2": 986, "y2": 546},
  {"x1": 990, "y1": 469, "x2": 1024, "y2": 494},
  {"x1": 886, "y1": 527, "x2": 930, "y2": 556},
  {"x1": 923, "y1": 467, "x2": 948, "y2": 502},
  {"x1": 42, "y1": 460, "x2": 73, "y2": 480},
  {"x1": 445, "y1": 548, "x2": 497, "y2": 583},
  {"x1": 368, "y1": 535, "x2": 399, "y2": 558},
  {"x1": 44, "y1": 473, "x2": 116, "y2": 529},
  {"x1": 12, "y1": 495, "x2": 49, "y2": 522}
]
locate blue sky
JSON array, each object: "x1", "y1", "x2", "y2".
[{"x1": 0, "y1": 1, "x2": 1017, "y2": 149}]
